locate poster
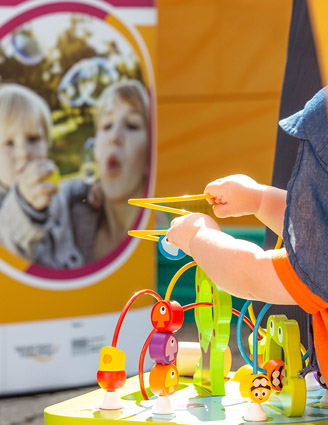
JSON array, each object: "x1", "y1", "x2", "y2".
[{"x1": 0, "y1": 0, "x2": 156, "y2": 394}]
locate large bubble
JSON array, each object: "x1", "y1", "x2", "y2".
[
  {"x1": 9, "y1": 29, "x2": 44, "y2": 65},
  {"x1": 58, "y1": 57, "x2": 119, "y2": 107}
]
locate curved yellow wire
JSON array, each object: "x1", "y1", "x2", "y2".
[
  {"x1": 275, "y1": 236, "x2": 283, "y2": 250},
  {"x1": 248, "y1": 303, "x2": 267, "y2": 338},
  {"x1": 165, "y1": 261, "x2": 197, "y2": 301},
  {"x1": 128, "y1": 194, "x2": 214, "y2": 217},
  {"x1": 128, "y1": 229, "x2": 167, "y2": 242}
]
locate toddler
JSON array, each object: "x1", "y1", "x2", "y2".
[
  {"x1": 166, "y1": 87, "x2": 328, "y2": 385},
  {"x1": 0, "y1": 83, "x2": 89, "y2": 268}
]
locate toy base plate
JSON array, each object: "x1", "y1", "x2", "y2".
[{"x1": 44, "y1": 374, "x2": 328, "y2": 425}]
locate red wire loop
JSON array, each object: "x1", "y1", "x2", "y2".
[
  {"x1": 111, "y1": 289, "x2": 162, "y2": 348},
  {"x1": 139, "y1": 328, "x2": 157, "y2": 400}
]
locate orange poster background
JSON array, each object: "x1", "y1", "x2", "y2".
[
  {"x1": 156, "y1": 0, "x2": 292, "y2": 226},
  {"x1": 0, "y1": 0, "x2": 293, "y2": 323}
]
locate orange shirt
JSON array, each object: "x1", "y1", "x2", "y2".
[{"x1": 272, "y1": 248, "x2": 328, "y2": 386}]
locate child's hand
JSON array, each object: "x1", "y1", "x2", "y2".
[
  {"x1": 204, "y1": 174, "x2": 263, "y2": 218},
  {"x1": 87, "y1": 181, "x2": 103, "y2": 208},
  {"x1": 166, "y1": 213, "x2": 220, "y2": 256},
  {"x1": 17, "y1": 159, "x2": 58, "y2": 210}
]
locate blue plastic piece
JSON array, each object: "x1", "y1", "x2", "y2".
[
  {"x1": 158, "y1": 235, "x2": 186, "y2": 260},
  {"x1": 252, "y1": 303, "x2": 271, "y2": 374},
  {"x1": 236, "y1": 300, "x2": 253, "y2": 368},
  {"x1": 236, "y1": 300, "x2": 269, "y2": 374}
]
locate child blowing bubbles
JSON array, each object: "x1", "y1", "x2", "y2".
[
  {"x1": 0, "y1": 84, "x2": 57, "y2": 210},
  {"x1": 71, "y1": 80, "x2": 150, "y2": 262},
  {"x1": 166, "y1": 87, "x2": 328, "y2": 385},
  {"x1": 0, "y1": 84, "x2": 89, "y2": 268}
]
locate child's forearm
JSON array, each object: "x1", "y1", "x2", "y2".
[
  {"x1": 189, "y1": 227, "x2": 296, "y2": 305},
  {"x1": 255, "y1": 185, "x2": 287, "y2": 236}
]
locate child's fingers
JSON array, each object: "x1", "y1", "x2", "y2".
[
  {"x1": 31, "y1": 181, "x2": 58, "y2": 199},
  {"x1": 212, "y1": 202, "x2": 231, "y2": 218},
  {"x1": 206, "y1": 196, "x2": 216, "y2": 205},
  {"x1": 37, "y1": 161, "x2": 57, "y2": 182},
  {"x1": 170, "y1": 216, "x2": 181, "y2": 227},
  {"x1": 165, "y1": 228, "x2": 176, "y2": 246},
  {"x1": 31, "y1": 194, "x2": 54, "y2": 211},
  {"x1": 25, "y1": 182, "x2": 57, "y2": 210},
  {"x1": 204, "y1": 180, "x2": 224, "y2": 204},
  {"x1": 21, "y1": 160, "x2": 56, "y2": 185}
]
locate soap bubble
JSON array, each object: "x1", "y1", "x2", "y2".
[
  {"x1": 9, "y1": 29, "x2": 44, "y2": 65},
  {"x1": 58, "y1": 57, "x2": 119, "y2": 107},
  {"x1": 80, "y1": 137, "x2": 100, "y2": 184}
]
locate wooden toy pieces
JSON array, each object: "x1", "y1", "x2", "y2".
[
  {"x1": 240, "y1": 373, "x2": 272, "y2": 421},
  {"x1": 236, "y1": 299, "x2": 308, "y2": 421},
  {"x1": 95, "y1": 262, "x2": 212, "y2": 415},
  {"x1": 148, "y1": 330, "x2": 179, "y2": 364},
  {"x1": 122, "y1": 194, "x2": 315, "y2": 421},
  {"x1": 97, "y1": 346, "x2": 126, "y2": 410},
  {"x1": 263, "y1": 359, "x2": 285, "y2": 391},
  {"x1": 151, "y1": 300, "x2": 184, "y2": 333},
  {"x1": 149, "y1": 363, "x2": 179, "y2": 414},
  {"x1": 148, "y1": 301, "x2": 183, "y2": 415},
  {"x1": 263, "y1": 315, "x2": 306, "y2": 417}
]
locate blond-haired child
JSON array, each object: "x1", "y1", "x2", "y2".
[
  {"x1": 0, "y1": 83, "x2": 88, "y2": 268},
  {"x1": 71, "y1": 79, "x2": 150, "y2": 261}
]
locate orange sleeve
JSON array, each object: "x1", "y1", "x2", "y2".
[
  {"x1": 271, "y1": 249, "x2": 328, "y2": 314},
  {"x1": 272, "y1": 249, "x2": 328, "y2": 387}
]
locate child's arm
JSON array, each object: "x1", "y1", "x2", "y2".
[
  {"x1": 255, "y1": 184, "x2": 286, "y2": 237},
  {"x1": 166, "y1": 213, "x2": 296, "y2": 305},
  {"x1": 204, "y1": 174, "x2": 286, "y2": 236}
]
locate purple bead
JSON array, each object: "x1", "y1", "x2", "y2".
[{"x1": 149, "y1": 332, "x2": 178, "y2": 364}]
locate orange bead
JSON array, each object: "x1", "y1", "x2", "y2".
[
  {"x1": 263, "y1": 359, "x2": 285, "y2": 391},
  {"x1": 149, "y1": 363, "x2": 179, "y2": 396}
]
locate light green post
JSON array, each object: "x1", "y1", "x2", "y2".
[
  {"x1": 263, "y1": 315, "x2": 306, "y2": 417},
  {"x1": 193, "y1": 266, "x2": 232, "y2": 395}
]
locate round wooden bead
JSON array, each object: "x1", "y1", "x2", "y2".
[{"x1": 149, "y1": 332, "x2": 178, "y2": 364}]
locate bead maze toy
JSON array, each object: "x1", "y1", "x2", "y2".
[{"x1": 44, "y1": 194, "x2": 328, "y2": 424}]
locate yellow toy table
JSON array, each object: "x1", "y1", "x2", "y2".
[{"x1": 44, "y1": 373, "x2": 328, "y2": 425}]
